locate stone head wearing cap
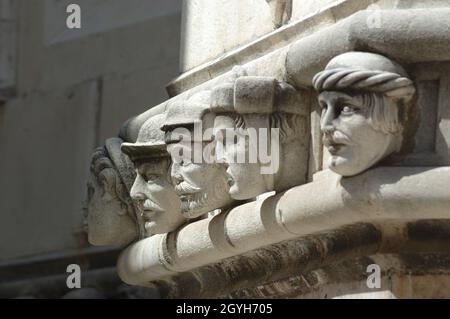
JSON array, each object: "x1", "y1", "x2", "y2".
[
  {"x1": 121, "y1": 114, "x2": 186, "y2": 236},
  {"x1": 313, "y1": 51, "x2": 416, "y2": 177},
  {"x1": 161, "y1": 91, "x2": 235, "y2": 219},
  {"x1": 210, "y1": 73, "x2": 309, "y2": 200},
  {"x1": 86, "y1": 138, "x2": 138, "y2": 247}
]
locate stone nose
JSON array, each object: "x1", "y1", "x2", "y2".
[
  {"x1": 130, "y1": 175, "x2": 147, "y2": 202},
  {"x1": 170, "y1": 163, "x2": 184, "y2": 185},
  {"x1": 215, "y1": 146, "x2": 228, "y2": 166},
  {"x1": 320, "y1": 105, "x2": 337, "y2": 134},
  {"x1": 172, "y1": 173, "x2": 184, "y2": 186}
]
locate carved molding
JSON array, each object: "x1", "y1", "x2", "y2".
[
  {"x1": 85, "y1": 7, "x2": 450, "y2": 298},
  {"x1": 286, "y1": 8, "x2": 450, "y2": 87},
  {"x1": 117, "y1": 167, "x2": 450, "y2": 286}
]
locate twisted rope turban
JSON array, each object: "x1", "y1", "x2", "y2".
[{"x1": 313, "y1": 67, "x2": 416, "y2": 99}]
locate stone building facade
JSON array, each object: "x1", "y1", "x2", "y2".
[
  {"x1": 0, "y1": 0, "x2": 181, "y2": 298},
  {"x1": 2, "y1": 0, "x2": 450, "y2": 299},
  {"x1": 88, "y1": 0, "x2": 450, "y2": 299}
]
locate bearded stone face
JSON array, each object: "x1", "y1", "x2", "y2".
[{"x1": 167, "y1": 141, "x2": 234, "y2": 219}]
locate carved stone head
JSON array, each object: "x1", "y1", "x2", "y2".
[
  {"x1": 313, "y1": 52, "x2": 416, "y2": 176},
  {"x1": 162, "y1": 91, "x2": 235, "y2": 219},
  {"x1": 210, "y1": 75, "x2": 309, "y2": 200},
  {"x1": 121, "y1": 114, "x2": 186, "y2": 235},
  {"x1": 86, "y1": 138, "x2": 138, "y2": 247}
]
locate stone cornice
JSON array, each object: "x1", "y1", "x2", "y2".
[
  {"x1": 121, "y1": 8, "x2": 450, "y2": 144},
  {"x1": 117, "y1": 167, "x2": 450, "y2": 286},
  {"x1": 286, "y1": 8, "x2": 450, "y2": 87},
  {"x1": 166, "y1": 0, "x2": 380, "y2": 97}
]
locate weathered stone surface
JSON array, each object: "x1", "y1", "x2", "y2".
[
  {"x1": 0, "y1": 0, "x2": 17, "y2": 99},
  {"x1": 86, "y1": 138, "x2": 138, "y2": 247},
  {"x1": 291, "y1": 0, "x2": 338, "y2": 20},
  {"x1": 0, "y1": 0, "x2": 182, "y2": 261},
  {"x1": 180, "y1": 0, "x2": 277, "y2": 72},
  {"x1": 286, "y1": 8, "x2": 450, "y2": 88},
  {"x1": 117, "y1": 167, "x2": 450, "y2": 286},
  {"x1": 313, "y1": 52, "x2": 416, "y2": 176},
  {"x1": 122, "y1": 114, "x2": 187, "y2": 236},
  {"x1": 90, "y1": 1, "x2": 450, "y2": 299},
  {"x1": 168, "y1": 0, "x2": 380, "y2": 96}
]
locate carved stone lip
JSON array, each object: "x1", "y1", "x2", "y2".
[
  {"x1": 140, "y1": 200, "x2": 164, "y2": 216},
  {"x1": 323, "y1": 137, "x2": 347, "y2": 154},
  {"x1": 141, "y1": 210, "x2": 157, "y2": 219},
  {"x1": 326, "y1": 143, "x2": 346, "y2": 155},
  {"x1": 175, "y1": 182, "x2": 202, "y2": 197},
  {"x1": 225, "y1": 169, "x2": 235, "y2": 187}
]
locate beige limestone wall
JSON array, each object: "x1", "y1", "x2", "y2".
[
  {"x1": 291, "y1": 0, "x2": 339, "y2": 20},
  {"x1": 179, "y1": 0, "x2": 276, "y2": 72},
  {"x1": 0, "y1": 0, "x2": 181, "y2": 261}
]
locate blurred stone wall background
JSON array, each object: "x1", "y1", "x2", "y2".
[{"x1": 0, "y1": 0, "x2": 182, "y2": 262}]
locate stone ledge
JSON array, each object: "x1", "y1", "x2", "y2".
[
  {"x1": 117, "y1": 166, "x2": 450, "y2": 287},
  {"x1": 286, "y1": 8, "x2": 450, "y2": 87}
]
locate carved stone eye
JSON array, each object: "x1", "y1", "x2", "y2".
[
  {"x1": 341, "y1": 106, "x2": 355, "y2": 115},
  {"x1": 145, "y1": 174, "x2": 159, "y2": 183},
  {"x1": 180, "y1": 159, "x2": 192, "y2": 167}
]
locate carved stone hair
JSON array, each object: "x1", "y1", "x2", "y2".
[
  {"x1": 89, "y1": 146, "x2": 135, "y2": 219},
  {"x1": 313, "y1": 68, "x2": 416, "y2": 100},
  {"x1": 231, "y1": 112, "x2": 303, "y2": 143}
]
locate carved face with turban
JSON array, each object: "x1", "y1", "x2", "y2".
[{"x1": 313, "y1": 52, "x2": 416, "y2": 176}]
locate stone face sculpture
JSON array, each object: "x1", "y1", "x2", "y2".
[
  {"x1": 121, "y1": 114, "x2": 186, "y2": 235},
  {"x1": 313, "y1": 51, "x2": 416, "y2": 177},
  {"x1": 162, "y1": 91, "x2": 235, "y2": 219},
  {"x1": 86, "y1": 138, "x2": 138, "y2": 247},
  {"x1": 92, "y1": 3, "x2": 450, "y2": 299},
  {"x1": 210, "y1": 75, "x2": 308, "y2": 200}
]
